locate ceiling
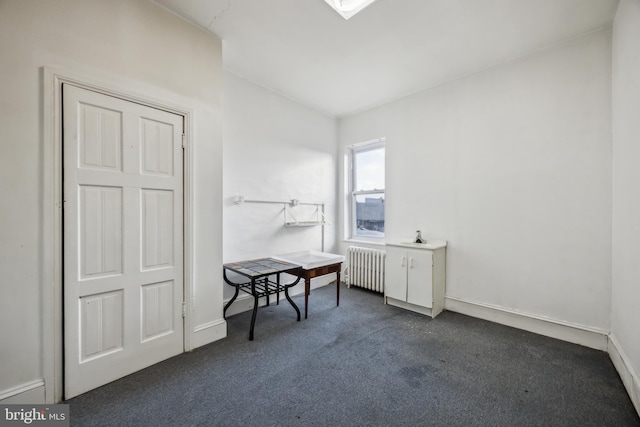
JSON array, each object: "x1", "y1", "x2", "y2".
[{"x1": 152, "y1": 0, "x2": 619, "y2": 117}]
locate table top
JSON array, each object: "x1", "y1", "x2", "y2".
[
  {"x1": 273, "y1": 251, "x2": 344, "y2": 270},
  {"x1": 223, "y1": 258, "x2": 302, "y2": 278}
]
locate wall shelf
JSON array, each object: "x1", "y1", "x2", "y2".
[
  {"x1": 233, "y1": 195, "x2": 331, "y2": 248},
  {"x1": 284, "y1": 221, "x2": 325, "y2": 227},
  {"x1": 284, "y1": 204, "x2": 328, "y2": 227}
]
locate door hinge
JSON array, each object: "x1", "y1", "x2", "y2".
[
  {"x1": 181, "y1": 134, "x2": 186, "y2": 149},
  {"x1": 182, "y1": 302, "x2": 187, "y2": 318}
]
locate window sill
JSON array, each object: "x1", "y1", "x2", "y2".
[{"x1": 343, "y1": 238, "x2": 386, "y2": 247}]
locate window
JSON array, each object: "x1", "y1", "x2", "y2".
[{"x1": 349, "y1": 139, "x2": 385, "y2": 240}]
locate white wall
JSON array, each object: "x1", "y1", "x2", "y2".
[
  {"x1": 611, "y1": 0, "x2": 640, "y2": 414},
  {"x1": 339, "y1": 29, "x2": 613, "y2": 341},
  {"x1": 0, "y1": 0, "x2": 224, "y2": 403},
  {"x1": 222, "y1": 72, "x2": 338, "y2": 302}
]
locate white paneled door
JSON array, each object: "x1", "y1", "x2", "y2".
[{"x1": 63, "y1": 84, "x2": 184, "y2": 398}]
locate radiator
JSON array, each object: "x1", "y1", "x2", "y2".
[{"x1": 347, "y1": 246, "x2": 386, "y2": 293}]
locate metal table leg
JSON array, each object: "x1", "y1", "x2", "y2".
[
  {"x1": 249, "y1": 278, "x2": 258, "y2": 341},
  {"x1": 222, "y1": 263, "x2": 305, "y2": 340},
  {"x1": 223, "y1": 270, "x2": 240, "y2": 319}
]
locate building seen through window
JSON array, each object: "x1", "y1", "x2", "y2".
[{"x1": 355, "y1": 194, "x2": 384, "y2": 236}]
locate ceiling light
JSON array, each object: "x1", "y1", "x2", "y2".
[{"x1": 322, "y1": 0, "x2": 378, "y2": 20}]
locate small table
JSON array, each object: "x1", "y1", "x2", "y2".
[
  {"x1": 223, "y1": 258, "x2": 303, "y2": 340},
  {"x1": 291, "y1": 262, "x2": 342, "y2": 319}
]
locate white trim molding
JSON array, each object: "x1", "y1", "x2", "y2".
[
  {"x1": 42, "y1": 65, "x2": 196, "y2": 403},
  {"x1": 0, "y1": 381, "x2": 45, "y2": 404},
  {"x1": 609, "y1": 334, "x2": 640, "y2": 416},
  {"x1": 444, "y1": 296, "x2": 609, "y2": 351},
  {"x1": 191, "y1": 319, "x2": 227, "y2": 349}
]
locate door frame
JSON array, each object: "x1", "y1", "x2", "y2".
[{"x1": 42, "y1": 66, "x2": 195, "y2": 403}]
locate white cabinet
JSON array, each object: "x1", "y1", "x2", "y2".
[{"x1": 384, "y1": 242, "x2": 446, "y2": 317}]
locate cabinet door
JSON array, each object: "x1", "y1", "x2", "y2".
[
  {"x1": 384, "y1": 246, "x2": 407, "y2": 301},
  {"x1": 406, "y1": 249, "x2": 433, "y2": 308}
]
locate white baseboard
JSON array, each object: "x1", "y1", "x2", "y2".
[
  {"x1": 609, "y1": 334, "x2": 640, "y2": 417},
  {"x1": 190, "y1": 318, "x2": 227, "y2": 350},
  {"x1": 444, "y1": 296, "x2": 609, "y2": 351},
  {"x1": 0, "y1": 380, "x2": 45, "y2": 404}
]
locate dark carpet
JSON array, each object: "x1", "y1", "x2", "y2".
[{"x1": 66, "y1": 284, "x2": 640, "y2": 426}]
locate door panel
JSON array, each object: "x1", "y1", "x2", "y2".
[
  {"x1": 141, "y1": 189, "x2": 174, "y2": 269},
  {"x1": 141, "y1": 117, "x2": 175, "y2": 176},
  {"x1": 63, "y1": 84, "x2": 184, "y2": 399},
  {"x1": 79, "y1": 185, "x2": 123, "y2": 278},
  {"x1": 141, "y1": 280, "x2": 175, "y2": 341},
  {"x1": 80, "y1": 290, "x2": 124, "y2": 362},
  {"x1": 407, "y1": 249, "x2": 433, "y2": 308},
  {"x1": 78, "y1": 103, "x2": 122, "y2": 171},
  {"x1": 384, "y1": 246, "x2": 407, "y2": 301}
]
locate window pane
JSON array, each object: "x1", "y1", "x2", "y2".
[
  {"x1": 354, "y1": 193, "x2": 384, "y2": 237},
  {"x1": 355, "y1": 148, "x2": 385, "y2": 192}
]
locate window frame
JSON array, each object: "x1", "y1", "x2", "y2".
[{"x1": 347, "y1": 138, "x2": 385, "y2": 242}]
